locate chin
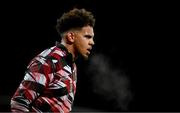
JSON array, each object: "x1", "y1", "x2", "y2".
[
  {"x1": 83, "y1": 55, "x2": 89, "y2": 60},
  {"x1": 78, "y1": 52, "x2": 89, "y2": 60},
  {"x1": 81, "y1": 54, "x2": 89, "y2": 60}
]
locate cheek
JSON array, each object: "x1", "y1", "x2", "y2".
[
  {"x1": 74, "y1": 40, "x2": 83, "y2": 53},
  {"x1": 76, "y1": 42, "x2": 89, "y2": 56},
  {"x1": 76, "y1": 39, "x2": 87, "y2": 49}
]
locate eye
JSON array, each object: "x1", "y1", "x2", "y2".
[{"x1": 84, "y1": 35, "x2": 92, "y2": 39}]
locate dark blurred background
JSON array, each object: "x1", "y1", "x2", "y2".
[{"x1": 0, "y1": 1, "x2": 179, "y2": 112}]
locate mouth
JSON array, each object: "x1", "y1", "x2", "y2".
[{"x1": 87, "y1": 48, "x2": 92, "y2": 54}]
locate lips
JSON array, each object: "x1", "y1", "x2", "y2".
[
  {"x1": 87, "y1": 48, "x2": 92, "y2": 54},
  {"x1": 87, "y1": 47, "x2": 92, "y2": 52},
  {"x1": 87, "y1": 48, "x2": 91, "y2": 52}
]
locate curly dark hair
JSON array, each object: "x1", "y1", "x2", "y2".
[{"x1": 56, "y1": 8, "x2": 95, "y2": 36}]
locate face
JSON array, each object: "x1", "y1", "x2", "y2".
[{"x1": 73, "y1": 26, "x2": 95, "y2": 60}]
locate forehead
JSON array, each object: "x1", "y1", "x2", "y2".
[{"x1": 78, "y1": 26, "x2": 94, "y2": 36}]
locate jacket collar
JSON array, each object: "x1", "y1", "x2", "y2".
[{"x1": 55, "y1": 41, "x2": 74, "y2": 65}]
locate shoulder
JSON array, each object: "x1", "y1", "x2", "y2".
[
  {"x1": 27, "y1": 46, "x2": 67, "y2": 68},
  {"x1": 37, "y1": 46, "x2": 65, "y2": 59}
]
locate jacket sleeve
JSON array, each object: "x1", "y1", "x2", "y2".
[{"x1": 10, "y1": 56, "x2": 53, "y2": 112}]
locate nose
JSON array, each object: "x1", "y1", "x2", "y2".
[{"x1": 90, "y1": 38, "x2": 95, "y2": 46}]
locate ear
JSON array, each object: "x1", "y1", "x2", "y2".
[{"x1": 66, "y1": 32, "x2": 75, "y2": 43}]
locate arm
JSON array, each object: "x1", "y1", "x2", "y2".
[{"x1": 10, "y1": 57, "x2": 53, "y2": 112}]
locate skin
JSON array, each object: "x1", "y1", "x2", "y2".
[{"x1": 61, "y1": 25, "x2": 95, "y2": 60}]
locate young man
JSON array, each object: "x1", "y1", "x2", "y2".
[{"x1": 11, "y1": 8, "x2": 95, "y2": 112}]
